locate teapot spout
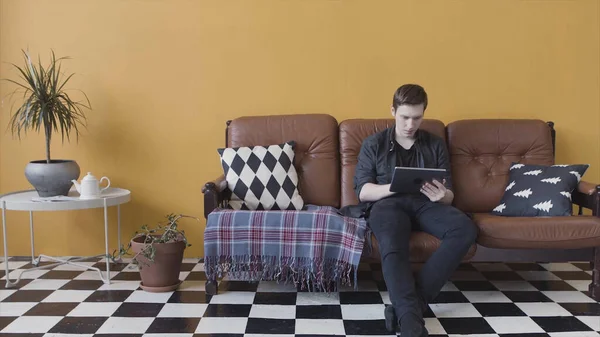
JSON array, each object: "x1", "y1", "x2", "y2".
[{"x1": 71, "y1": 180, "x2": 81, "y2": 193}]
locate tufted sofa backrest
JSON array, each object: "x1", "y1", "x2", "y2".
[
  {"x1": 225, "y1": 114, "x2": 341, "y2": 208},
  {"x1": 338, "y1": 118, "x2": 447, "y2": 208},
  {"x1": 446, "y1": 119, "x2": 554, "y2": 213},
  {"x1": 221, "y1": 115, "x2": 556, "y2": 213}
]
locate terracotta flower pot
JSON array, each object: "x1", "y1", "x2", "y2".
[{"x1": 130, "y1": 234, "x2": 186, "y2": 292}]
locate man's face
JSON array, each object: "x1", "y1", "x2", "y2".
[{"x1": 391, "y1": 103, "x2": 425, "y2": 138}]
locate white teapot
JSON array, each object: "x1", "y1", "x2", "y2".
[{"x1": 72, "y1": 172, "x2": 111, "y2": 199}]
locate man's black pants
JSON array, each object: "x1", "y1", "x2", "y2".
[{"x1": 368, "y1": 194, "x2": 478, "y2": 321}]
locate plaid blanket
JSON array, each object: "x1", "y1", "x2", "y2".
[{"x1": 204, "y1": 205, "x2": 369, "y2": 291}]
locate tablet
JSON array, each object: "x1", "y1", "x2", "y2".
[{"x1": 389, "y1": 166, "x2": 447, "y2": 194}]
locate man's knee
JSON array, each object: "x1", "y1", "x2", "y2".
[
  {"x1": 435, "y1": 207, "x2": 478, "y2": 243},
  {"x1": 369, "y1": 199, "x2": 412, "y2": 254},
  {"x1": 458, "y1": 219, "x2": 479, "y2": 244},
  {"x1": 370, "y1": 198, "x2": 411, "y2": 225},
  {"x1": 449, "y1": 213, "x2": 479, "y2": 245},
  {"x1": 370, "y1": 217, "x2": 411, "y2": 249}
]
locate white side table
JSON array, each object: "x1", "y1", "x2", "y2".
[{"x1": 1, "y1": 187, "x2": 131, "y2": 288}]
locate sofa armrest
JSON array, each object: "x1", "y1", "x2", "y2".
[
  {"x1": 573, "y1": 180, "x2": 600, "y2": 216},
  {"x1": 201, "y1": 175, "x2": 230, "y2": 218}
]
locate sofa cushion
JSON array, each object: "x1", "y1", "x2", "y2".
[
  {"x1": 339, "y1": 118, "x2": 447, "y2": 208},
  {"x1": 226, "y1": 114, "x2": 340, "y2": 208},
  {"x1": 473, "y1": 213, "x2": 600, "y2": 249},
  {"x1": 491, "y1": 162, "x2": 590, "y2": 216},
  {"x1": 217, "y1": 141, "x2": 304, "y2": 210},
  {"x1": 446, "y1": 119, "x2": 554, "y2": 213},
  {"x1": 362, "y1": 231, "x2": 477, "y2": 263}
]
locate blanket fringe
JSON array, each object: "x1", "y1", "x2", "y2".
[
  {"x1": 363, "y1": 227, "x2": 373, "y2": 256},
  {"x1": 204, "y1": 255, "x2": 359, "y2": 292}
]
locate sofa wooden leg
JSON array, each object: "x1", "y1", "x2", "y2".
[
  {"x1": 206, "y1": 279, "x2": 218, "y2": 295},
  {"x1": 589, "y1": 247, "x2": 600, "y2": 301}
]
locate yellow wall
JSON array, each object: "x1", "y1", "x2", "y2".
[{"x1": 1, "y1": 0, "x2": 598, "y2": 258}]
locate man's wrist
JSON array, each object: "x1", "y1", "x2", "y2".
[{"x1": 440, "y1": 189, "x2": 453, "y2": 204}]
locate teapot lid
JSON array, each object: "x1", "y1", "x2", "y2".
[{"x1": 82, "y1": 172, "x2": 97, "y2": 181}]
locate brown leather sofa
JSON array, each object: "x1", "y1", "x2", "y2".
[{"x1": 202, "y1": 114, "x2": 600, "y2": 300}]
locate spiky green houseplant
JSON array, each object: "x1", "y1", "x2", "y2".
[{"x1": 3, "y1": 50, "x2": 91, "y2": 197}]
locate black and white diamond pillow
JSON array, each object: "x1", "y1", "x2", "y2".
[
  {"x1": 217, "y1": 141, "x2": 304, "y2": 211},
  {"x1": 492, "y1": 162, "x2": 589, "y2": 217}
]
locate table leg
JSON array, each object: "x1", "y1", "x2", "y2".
[
  {"x1": 2, "y1": 199, "x2": 115, "y2": 286},
  {"x1": 2, "y1": 201, "x2": 11, "y2": 288},
  {"x1": 103, "y1": 198, "x2": 111, "y2": 284},
  {"x1": 29, "y1": 211, "x2": 38, "y2": 266},
  {"x1": 117, "y1": 204, "x2": 122, "y2": 262}
]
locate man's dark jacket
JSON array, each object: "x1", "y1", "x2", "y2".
[{"x1": 339, "y1": 126, "x2": 453, "y2": 218}]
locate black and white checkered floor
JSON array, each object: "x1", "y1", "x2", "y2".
[{"x1": 1, "y1": 257, "x2": 599, "y2": 336}]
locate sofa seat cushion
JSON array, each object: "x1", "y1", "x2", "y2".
[
  {"x1": 473, "y1": 213, "x2": 600, "y2": 249},
  {"x1": 362, "y1": 231, "x2": 477, "y2": 263}
]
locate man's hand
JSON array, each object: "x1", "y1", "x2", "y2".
[
  {"x1": 420, "y1": 179, "x2": 448, "y2": 203},
  {"x1": 359, "y1": 183, "x2": 397, "y2": 203}
]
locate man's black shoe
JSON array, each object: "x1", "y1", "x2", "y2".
[
  {"x1": 384, "y1": 305, "x2": 397, "y2": 332},
  {"x1": 399, "y1": 312, "x2": 429, "y2": 337}
]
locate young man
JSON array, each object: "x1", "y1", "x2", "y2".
[{"x1": 353, "y1": 84, "x2": 478, "y2": 336}]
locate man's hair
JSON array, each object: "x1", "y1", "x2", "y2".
[{"x1": 392, "y1": 84, "x2": 428, "y2": 111}]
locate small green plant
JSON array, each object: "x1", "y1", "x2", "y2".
[
  {"x1": 2, "y1": 49, "x2": 91, "y2": 163},
  {"x1": 110, "y1": 213, "x2": 200, "y2": 268}
]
